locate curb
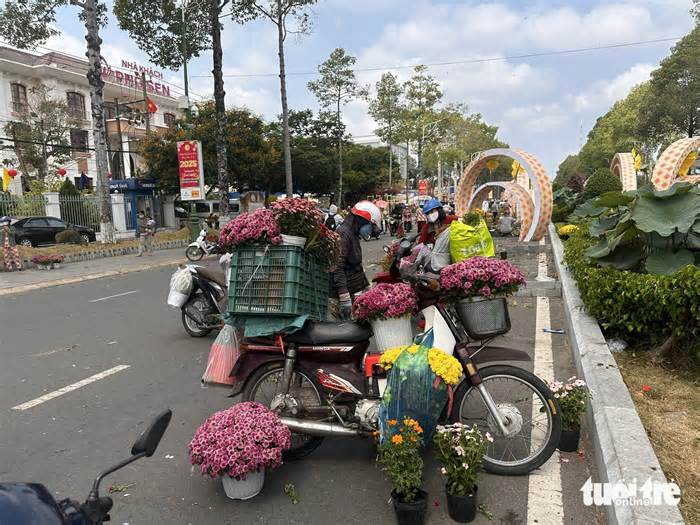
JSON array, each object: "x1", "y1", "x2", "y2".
[{"x1": 548, "y1": 224, "x2": 684, "y2": 525}]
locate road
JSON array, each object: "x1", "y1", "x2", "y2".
[{"x1": 0, "y1": 237, "x2": 603, "y2": 524}]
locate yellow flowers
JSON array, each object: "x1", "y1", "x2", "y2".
[
  {"x1": 558, "y1": 224, "x2": 579, "y2": 237},
  {"x1": 391, "y1": 435, "x2": 404, "y2": 445},
  {"x1": 428, "y1": 349, "x2": 463, "y2": 385},
  {"x1": 406, "y1": 344, "x2": 420, "y2": 354},
  {"x1": 402, "y1": 418, "x2": 423, "y2": 434},
  {"x1": 379, "y1": 346, "x2": 405, "y2": 370},
  {"x1": 388, "y1": 419, "x2": 397, "y2": 426}
]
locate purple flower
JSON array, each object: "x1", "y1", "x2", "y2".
[{"x1": 440, "y1": 257, "x2": 525, "y2": 299}]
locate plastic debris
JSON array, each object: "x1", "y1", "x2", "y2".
[
  {"x1": 543, "y1": 328, "x2": 565, "y2": 334},
  {"x1": 607, "y1": 338, "x2": 628, "y2": 353}
]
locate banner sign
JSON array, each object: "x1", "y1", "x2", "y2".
[
  {"x1": 418, "y1": 179, "x2": 431, "y2": 196},
  {"x1": 177, "y1": 140, "x2": 204, "y2": 201}
]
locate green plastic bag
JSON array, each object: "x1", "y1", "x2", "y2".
[{"x1": 449, "y1": 217, "x2": 495, "y2": 262}]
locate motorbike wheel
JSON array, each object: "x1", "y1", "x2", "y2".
[
  {"x1": 181, "y1": 293, "x2": 214, "y2": 337},
  {"x1": 185, "y1": 245, "x2": 204, "y2": 261},
  {"x1": 242, "y1": 362, "x2": 325, "y2": 460},
  {"x1": 450, "y1": 365, "x2": 561, "y2": 476}
]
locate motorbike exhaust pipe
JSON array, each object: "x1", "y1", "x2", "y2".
[{"x1": 279, "y1": 417, "x2": 367, "y2": 438}]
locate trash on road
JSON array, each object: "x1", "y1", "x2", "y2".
[
  {"x1": 607, "y1": 338, "x2": 628, "y2": 353},
  {"x1": 109, "y1": 482, "x2": 135, "y2": 494},
  {"x1": 284, "y1": 483, "x2": 299, "y2": 504},
  {"x1": 543, "y1": 328, "x2": 565, "y2": 334}
]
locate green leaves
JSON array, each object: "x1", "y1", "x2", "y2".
[
  {"x1": 589, "y1": 214, "x2": 621, "y2": 237},
  {"x1": 572, "y1": 199, "x2": 607, "y2": 219},
  {"x1": 631, "y1": 189, "x2": 700, "y2": 236},
  {"x1": 644, "y1": 248, "x2": 695, "y2": 275},
  {"x1": 593, "y1": 191, "x2": 634, "y2": 208},
  {"x1": 595, "y1": 244, "x2": 644, "y2": 270}
]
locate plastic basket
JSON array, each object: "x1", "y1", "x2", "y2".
[
  {"x1": 455, "y1": 296, "x2": 510, "y2": 340},
  {"x1": 228, "y1": 245, "x2": 328, "y2": 318}
]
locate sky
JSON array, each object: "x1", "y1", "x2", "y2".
[{"x1": 40, "y1": 0, "x2": 698, "y2": 178}]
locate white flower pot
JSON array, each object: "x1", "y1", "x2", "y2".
[
  {"x1": 281, "y1": 234, "x2": 306, "y2": 248},
  {"x1": 222, "y1": 470, "x2": 265, "y2": 500},
  {"x1": 371, "y1": 316, "x2": 413, "y2": 352}
]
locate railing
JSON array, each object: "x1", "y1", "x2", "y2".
[
  {"x1": 59, "y1": 194, "x2": 101, "y2": 232},
  {"x1": 0, "y1": 193, "x2": 47, "y2": 218}
]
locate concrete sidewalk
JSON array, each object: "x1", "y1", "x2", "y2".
[{"x1": 0, "y1": 247, "x2": 188, "y2": 296}]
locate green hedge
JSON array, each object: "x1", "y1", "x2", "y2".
[{"x1": 563, "y1": 233, "x2": 700, "y2": 341}]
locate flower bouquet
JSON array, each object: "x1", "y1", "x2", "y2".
[
  {"x1": 549, "y1": 377, "x2": 590, "y2": 452},
  {"x1": 30, "y1": 253, "x2": 65, "y2": 269},
  {"x1": 271, "y1": 197, "x2": 324, "y2": 246},
  {"x1": 433, "y1": 423, "x2": 492, "y2": 522},
  {"x1": 188, "y1": 401, "x2": 291, "y2": 499},
  {"x1": 352, "y1": 283, "x2": 417, "y2": 351},
  {"x1": 218, "y1": 208, "x2": 282, "y2": 250},
  {"x1": 305, "y1": 223, "x2": 341, "y2": 271}
]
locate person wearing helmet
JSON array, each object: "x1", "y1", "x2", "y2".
[
  {"x1": 418, "y1": 198, "x2": 456, "y2": 245},
  {"x1": 330, "y1": 200, "x2": 381, "y2": 319}
]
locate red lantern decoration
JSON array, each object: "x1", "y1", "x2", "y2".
[
  {"x1": 58, "y1": 168, "x2": 67, "y2": 177},
  {"x1": 7, "y1": 169, "x2": 17, "y2": 179}
]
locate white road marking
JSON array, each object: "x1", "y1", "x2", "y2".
[
  {"x1": 11, "y1": 365, "x2": 130, "y2": 411},
  {"x1": 89, "y1": 290, "x2": 140, "y2": 303},
  {"x1": 536, "y1": 250, "x2": 555, "y2": 282},
  {"x1": 527, "y1": 292, "x2": 564, "y2": 524}
]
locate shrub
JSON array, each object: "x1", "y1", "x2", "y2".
[
  {"x1": 582, "y1": 168, "x2": 622, "y2": 199},
  {"x1": 55, "y1": 228, "x2": 84, "y2": 245}
]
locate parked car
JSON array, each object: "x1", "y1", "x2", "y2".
[{"x1": 12, "y1": 216, "x2": 96, "y2": 247}]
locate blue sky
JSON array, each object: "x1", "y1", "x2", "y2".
[{"x1": 46, "y1": 0, "x2": 697, "y2": 176}]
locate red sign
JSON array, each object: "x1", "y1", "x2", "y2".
[
  {"x1": 418, "y1": 179, "x2": 431, "y2": 196},
  {"x1": 177, "y1": 141, "x2": 204, "y2": 200}
]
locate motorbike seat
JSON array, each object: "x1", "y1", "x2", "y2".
[
  {"x1": 195, "y1": 267, "x2": 227, "y2": 288},
  {"x1": 285, "y1": 321, "x2": 372, "y2": 346}
]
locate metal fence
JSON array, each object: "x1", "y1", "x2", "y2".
[
  {"x1": 59, "y1": 195, "x2": 101, "y2": 232},
  {"x1": 0, "y1": 194, "x2": 47, "y2": 218}
]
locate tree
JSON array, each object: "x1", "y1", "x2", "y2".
[
  {"x1": 308, "y1": 48, "x2": 368, "y2": 205},
  {"x1": 1, "y1": 0, "x2": 115, "y2": 241},
  {"x1": 554, "y1": 154, "x2": 583, "y2": 190},
  {"x1": 582, "y1": 167, "x2": 622, "y2": 199},
  {"x1": 114, "y1": 0, "x2": 232, "y2": 216},
  {"x1": 692, "y1": 0, "x2": 699, "y2": 23},
  {"x1": 4, "y1": 85, "x2": 79, "y2": 181},
  {"x1": 639, "y1": 26, "x2": 700, "y2": 142},
  {"x1": 368, "y1": 72, "x2": 403, "y2": 187},
  {"x1": 235, "y1": 0, "x2": 317, "y2": 197}
]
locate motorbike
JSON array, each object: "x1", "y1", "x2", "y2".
[
  {"x1": 0, "y1": 410, "x2": 171, "y2": 525},
  {"x1": 388, "y1": 216, "x2": 401, "y2": 236},
  {"x1": 180, "y1": 264, "x2": 228, "y2": 337},
  {"x1": 231, "y1": 237, "x2": 561, "y2": 476},
  {"x1": 186, "y1": 228, "x2": 225, "y2": 262}
]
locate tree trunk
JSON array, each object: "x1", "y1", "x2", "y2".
[
  {"x1": 417, "y1": 138, "x2": 423, "y2": 180},
  {"x1": 651, "y1": 333, "x2": 679, "y2": 363},
  {"x1": 337, "y1": 98, "x2": 343, "y2": 206},
  {"x1": 277, "y1": 8, "x2": 293, "y2": 197},
  {"x1": 388, "y1": 141, "x2": 393, "y2": 189},
  {"x1": 210, "y1": 0, "x2": 229, "y2": 216},
  {"x1": 84, "y1": 0, "x2": 114, "y2": 243}
]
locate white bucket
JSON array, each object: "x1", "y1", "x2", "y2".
[
  {"x1": 222, "y1": 470, "x2": 265, "y2": 500},
  {"x1": 167, "y1": 290, "x2": 189, "y2": 309},
  {"x1": 280, "y1": 234, "x2": 307, "y2": 247},
  {"x1": 371, "y1": 316, "x2": 413, "y2": 352}
]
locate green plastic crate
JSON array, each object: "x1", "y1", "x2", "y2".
[{"x1": 228, "y1": 245, "x2": 329, "y2": 318}]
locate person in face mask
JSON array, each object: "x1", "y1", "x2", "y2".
[
  {"x1": 330, "y1": 201, "x2": 382, "y2": 320},
  {"x1": 418, "y1": 198, "x2": 456, "y2": 246}
]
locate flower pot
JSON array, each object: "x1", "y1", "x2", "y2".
[
  {"x1": 221, "y1": 469, "x2": 265, "y2": 500},
  {"x1": 38, "y1": 264, "x2": 51, "y2": 270},
  {"x1": 280, "y1": 234, "x2": 307, "y2": 247},
  {"x1": 52, "y1": 262, "x2": 62, "y2": 269},
  {"x1": 558, "y1": 426, "x2": 580, "y2": 452},
  {"x1": 371, "y1": 316, "x2": 413, "y2": 352},
  {"x1": 392, "y1": 489, "x2": 428, "y2": 525},
  {"x1": 446, "y1": 486, "x2": 478, "y2": 523}
]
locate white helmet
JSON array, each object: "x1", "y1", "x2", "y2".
[{"x1": 351, "y1": 201, "x2": 382, "y2": 227}]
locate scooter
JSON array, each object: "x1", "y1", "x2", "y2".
[
  {"x1": 186, "y1": 228, "x2": 224, "y2": 261},
  {"x1": 231, "y1": 238, "x2": 561, "y2": 476},
  {"x1": 180, "y1": 264, "x2": 228, "y2": 337},
  {"x1": 0, "y1": 410, "x2": 171, "y2": 525}
]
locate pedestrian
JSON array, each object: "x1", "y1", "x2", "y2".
[
  {"x1": 402, "y1": 205, "x2": 413, "y2": 233},
  {"x1": 418, "y1": 198, "x2": 457, "y2": 245},
  {"x1": 481, "y1": 198, "x2": 490, "y2": 213},
  {"x1": 330, "y1": 201, "x2": 381, "y2": 320},
  {"x1": 498, "y1": 208, "x2": 518, "y2": 237},
  {"x1": 415, "y1": 204, "x2": 426, "y2": 233},
  {"x1": 143, "y1": 215, "x2": 156, "y2": 255},
  {"x1": 324, "y1": 204, "x2": 342, "y2": 231},
  {"x1": 490, "y1": 199, "x2": 499, "y2": 222},
  {"x1": 136, "y1": 211, "x2": 147, "y2": 257},
  {"x1": 1, "y1": 216, "x2": 22, "y2": 271}
]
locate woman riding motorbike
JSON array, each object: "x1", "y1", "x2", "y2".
[{"x1": 418, "y1": 198, "x2": 456, "y2": 246}]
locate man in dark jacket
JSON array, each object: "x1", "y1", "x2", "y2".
[{"x1": 330, "y1": 201, "x2": 381, "y2": 319}]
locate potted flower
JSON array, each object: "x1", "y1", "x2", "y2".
[
  {"x1": 433, "y1": 423, "x2": 491, "y2": 523},
  {"x1": 352, "y1": 283, "x2": 417, "y2": 352},
  {"x1": 271, "y1": 197, "x2": 324, "y2": 247},
  {"x1": 378, "y1": 417, "x2": 428, "y2": 525},
  {"x1": 188, "y1": 401, "x2": 291, "y2": 500},
  {"x1": 218, "y1": 208, "x2": 282, "y2": 251},
  {"x1": 439, "y1": 257, "x2": 526, "y2": 340},
  {"x1": 30, "y1": 253, "x2": 65, "y2": 270},
  {"x1": 557, "y1": 224, "x2": 579, "y2": 239},
  {"x1": 549, "y1": 377, "x2": 590, "y2": 452}
]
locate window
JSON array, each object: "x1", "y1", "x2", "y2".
[
  {"x1": 25, "y1": 218, "x2": 48, "y2": 227},
  {"x1": 163, "y1": 112, "x2": 176, "y2": 128},
  {"x1": 104, "y1": 102, "x2": 117, "y2": 120},
  {"x1": 10, "y1": 83, "x2": 27, "y2": 113},
  {"x1": 46, "y1": 218, "x2": 66, "y2": 228},
  {"x1": 195, "y1": 203, "x2": 209, "y2": 213},
  {"x1": 70, "y1": 129, "x2": 89, "y2": 156},
  {"x1": 66, "y1": 91, "x2": 86, "y2": 119}
]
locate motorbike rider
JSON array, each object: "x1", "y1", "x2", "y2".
[
  {"x1": 330, "y1": 200, "x2": 382, "y2": 320},
  {"x1": 418, "y1": 198, "x2": 456, "y2": 246}
]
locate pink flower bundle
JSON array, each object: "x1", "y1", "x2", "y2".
[
  {"x1": 352, "y1": 283, "x2": 417, "y2": 321},
  {"x1": 188, "y1": 402, "x2": 291, "y2": 479},
  {"x1": 440, "y1": 256, "x2": 526, "y2": 299},
  {"x1": 30, "y1": 254, "x2": 64, "y2": 265},
  {"x1": 306, "y1": 223, "x2": 341, "y2": 270},
  {"x1": 271, "y1": 197, "x2": 324, "y2": 238},
  {"x1": 218, "y1": 208, "x2": 282, "y2": 250}
]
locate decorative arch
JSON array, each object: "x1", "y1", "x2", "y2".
[
  {"x1": 611, "y1": 153, "x2": 637, "y2": 191},
  {"x1": 468, "y1": 182, "x2": 535, "y2": 241},
  {"x1": 651, "y1": 136, "x2": 700, "y2": 191},
  {"x1": 456, "y1": 148, "x2": 552, "y2": 241}
]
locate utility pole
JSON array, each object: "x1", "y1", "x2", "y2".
[
  {"x1": 141, "y1": 72, "x2": 151, "y2": 132},
  {"x1": 405, "y1": 139, "x2": 410, "y2": 204},
  {"x1": 181, "y1": 0, "x2": 190, "y2": 114}
]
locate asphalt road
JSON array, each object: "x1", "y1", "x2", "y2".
[{"x1": 0, "y1": 237, "x2": 603, "y2": 524}]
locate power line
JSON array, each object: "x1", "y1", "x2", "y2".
[{"x1": 192, "y1": 36, "x2": 682, "y2": 79}]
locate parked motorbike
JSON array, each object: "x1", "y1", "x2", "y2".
[
  {"x1": 389, "y1": 216, "x2": 400, "y2": 236},
  {"x1": 0, "y1": 410, "x2": 171, "y2": 525},
  {"x1": 180, "y1": 264, "x2": 228, "y2": 337},
  {"x1": 232, "y1": 237, "x2": 561, "y2": 476},
  {"x1": 186, "y1": 228, "x2": 224, "y2": 261}
]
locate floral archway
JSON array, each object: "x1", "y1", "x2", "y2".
[
  {"x1": 467, "y1": 182, "x2": 535, "y2": 241},
  {"x1": 651, "y1": 137, "x2": 700, "y2": 191},
  {"x1": 455, "y1": 148, "x2": 552, "y2": 241},
  {"x1": 611, "y1": 152, "x2": 637, "y2": 191}
]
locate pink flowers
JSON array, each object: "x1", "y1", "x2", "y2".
[
  {"x1": 30, "y1": 254, "x2": 64, "y2": 265},
  {"x1": 440, "y1": 257, "x2": 526, "y2": 300},
  {"x1": 272, "y1": 197, "x2": 324, "y2": 238},
  {"x1": 218, "y1": 208, "x2": 282, "y2": 249},
  {"x1": 188, "y1": 402, "x2": 291, "y2": 479},
  {"x1": 352, "y1": 283, "x2": 417, "y2": 321}
]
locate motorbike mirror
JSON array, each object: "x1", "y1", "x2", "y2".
[
  {"x1": 382, "y1": 245, "x2": 390, "y2": 254},
  {"x1": 131, "y1": 409, "x2": 172, "y2": 457}
]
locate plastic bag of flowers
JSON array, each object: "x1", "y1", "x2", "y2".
[{"x1": 188, "y1": 402, "x2": 291, "y2": 500}]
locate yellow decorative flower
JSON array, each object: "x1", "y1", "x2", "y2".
[
  {"x1": 558, "y1": 224, "x2": 579, "y2": 236},
  {"x1": 379, "y1": 346, "x2": 406, "y2": 370},
  {"x1": 405, "y1": 344, "x2": 420, "y2": 354},
  {"x1": 428, "y1": 349, "x2": 463, "y2": 385},
  {"x1": 391, "y1": 435, "x2": 404, "y2": 445},
  {"x1": 388, "y1": 419, "x2": 397, "y2": 426}
]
